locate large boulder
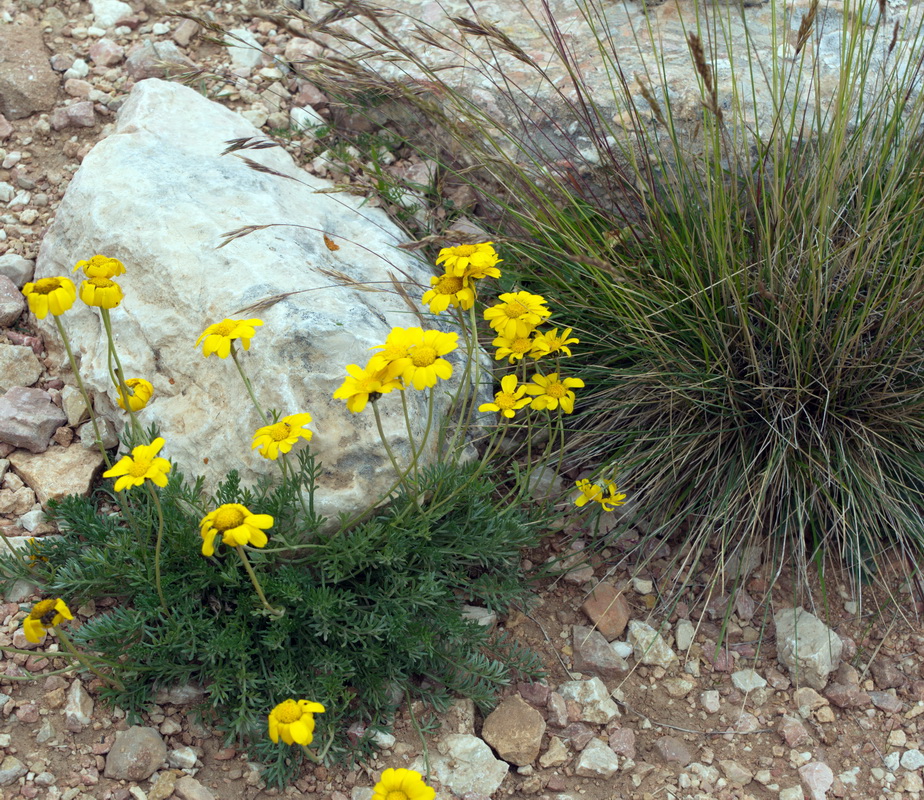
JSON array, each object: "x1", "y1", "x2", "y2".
[{"x1": 35, "y1": 79, "x2": 476, "y2": 522}]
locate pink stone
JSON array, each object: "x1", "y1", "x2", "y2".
[{"x1": 89, "y1": 38, "x2": 124, "y2": 67}]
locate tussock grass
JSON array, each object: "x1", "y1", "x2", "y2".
[{"x1": 290, "y1": 0, "x2": 924, "y2": 608}]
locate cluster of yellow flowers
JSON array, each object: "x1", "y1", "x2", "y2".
[{"x1": 333, "y1": 326, "x2": 459, "y2": 413}]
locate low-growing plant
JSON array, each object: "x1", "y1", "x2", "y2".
[
  {"x1": 289, "y1": 0, "x2": 924, "y2": 612},
  {"x1": 2, "y1": 232, "x2": 621, "y2": 785}
]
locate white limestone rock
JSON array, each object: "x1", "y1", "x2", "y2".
[
  {"x1": 775, "y1": 607, "x2": 843, "y2": 690},
  {"x1": 35, "y1": 79, "x2": 482, "y2": 524},
  {"x1": 415, "y1": 734, "x2": 508, "y2": 797}
]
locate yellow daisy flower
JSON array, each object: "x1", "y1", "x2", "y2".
[
  {"x1": 371, "y1": 768, "x2": 436, "y2": 800},
  {"x1": 22, "y1": 598, "x2": 73, "y2": 644},
  {"x1": 21, "y1": 277, "x2": 77, "y2": 319},
  {"x1": 102, "y1": 438, "x2": 171, "y2": 492},
  {"x1": 421, "y1": 272, "x2": 476, "y2": 314},
  {"x1": 73, "y1": 255, "x2": 126, "y2": 279},
  {"x1": 400, "y1": 328, "x2": 458, "y2": 390},
  {"x1": 478, "y1": 374, "x2": 532, "y2": 419},
  {"x1": 435, "y1": 242, "x2": 502, "y2": 280},
  {"x1": 492, "y1": 332, "x2": 536, "y2": 363},
  {"x1": 117, "y1": 378, "x2": 154, "y2": 412},
  {"x1": 333, "y1": 360, "x2": 403, "y2": 413},
  {"x1": 199, "y1": 503, "x2": 274, "y2": 557},
  {"x1": 367, "y1": 327, "x2": 418, "y2": 378},
  {"x1": 195, "y1": 318, "x2": 263, "y2": 359},
  {"x1": 483, "y1": 291, "x2": 551, "y2": 339},
  {"x1": 530, "y1": 327, "x2": 579, "y2": 359},
  {"x1": 575, "y1": 478, "x2": 627, "y2": 511},
  {"x1": 80, "y1": 277, "x2": 124, "y2": 309},
  {"x1": 252, "y1": 413, "x2": 314, "y2": 460},
  {"x1": 268, "y1": 698, "x2": 326, "y2": 746},
  {"x1": 523, "y1": 372, "x2": 585, "y2": 414}
]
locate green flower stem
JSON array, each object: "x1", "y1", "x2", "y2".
[
  {"x1": 372, "y1": 401, "x2": 417, "y2": 502},
  {"x1": 231, "y1": 346, "x2": 270, "y2": 424},
  {"x1": 442, "y1": 303, "x2": 481, "y2": 461},
  {"x1": 235, "y1": 547, "x2": 284, "y2": 617},
  {"x1": 53, "y1": 316, "x2": 113, "y2": 469},
  {"x1": 54, "y1": 315, "x2": 141, "y2": 534},
  {"x1": 100, "y1": 308, "x2": 142, "y2": 443},
  {"x1": 278, "y1": 452, "x2": 312, "y2": 521},
  {"x1": 55, "y1": 627, "x2": 125, "y2": 691},
  {"x1": 146, "y1": 483, "x2": 170, "y2": 617}
]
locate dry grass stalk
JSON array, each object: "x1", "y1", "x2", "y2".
[
  {"x1": 686, "y1": 33, "x2": 722, "y2": 122},
  {"x1": 795, "y1": 0, "x2": 819, "y2": 56},
  {"x1": 635, "y1": 73, "x2": 668, "y2": 129}
]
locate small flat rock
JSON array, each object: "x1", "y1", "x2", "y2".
[
  {"x1": 574, "y1": 738, "x2": 620, "y2": 778},
  {"x1": 559, "y1": 723, "x2": 596, "y2": 751},
  {"x1": 732, "y1": 668, "x2": 767, "y2": 692},
  {"x1": 663, "y1": 678, "x2": 695, "y2": 699},
  {"x1": 104, "y1": 726, "x2": 167, "y2": 781},
  {"x1": 0, "y1": 387, "x2": 67, "y2": 453},
  {"x1": 90, "y1": 0, "x2": 133, "y2": 28},
  {"x1": 774, "y1": 607, "x2": 843, "y2": 690},
  {"x1": 870, "y1": 659, "x2": 908, "y2": 690},
  {"x1": 0, "y1": 345, "x2": 42, "y2": 393},
  {"x1": 557, "y1": 678, "x2": 620, "y2": 724},
  {"x1": 824, "y1": 682, "x2": 870, "y2": 709},
  {"x1": 0, "y1": 20, "x2": 59, "y2": 119},
  {"x1": 627, "y1": 620, "x2": 677, "y2": 667},
  {"x1": 517, "y1": 681, "x2": 549, "y2": 707},
  {"x1": 573, "y1": 625, "x2": 629, "y2": 678},
  {"x1": 64, "y1": 679, "x2": 94, "y2": 729},
  {"x1": 422, "y1": 734, "x2": 508, "y2": 797},
  {"x1": 481, "y1": 695, "x2": 546, "y2": 766},
  {"x1": 799, "y1": 761, "x2": 834, "y2": 800},
  {"x1": 0, "y1": 254, "x2": 34, "y2": 288},
  {"x1": 700, "y1": 690, "x2": 721, "y2": 714},
  {"x1": 9, "y1": 444, "x2": 105, "y2": 504},
  {"x1": 653, "y1": 735, "x2": 693, "y2": 766},
  {"x1": 538, "y1": 736, "x2": 570, "y2": 768},
  {"x1": 720, "y1": 759, "x2": 754, "y2": 786},
  {"x1": 868, "y1": 690, "x2": 903, "y2": 714},
  {"x1": 607, "y1": 728, "x2": 635, "y2": 758},
  {"x1": 793, "y1": 687, "x2": 828, "y2": 712},
  {"x1": 901, "y1": 749, "x2": 924, "y2": 771},
  {"x1": 168, "y1": 747, "x2": 199, "y2": 770},
  {"x1": 0, "y1": 755, "x2": 27, "y2": 786},
  {"x1": 674, "y1": 618, "x2": 695, "y2": 651},
  {"x1": 148, "y1": 771, "x2": 177, "y2": 800},
  {"x1": 174, "y1": 776, "x2": 217, "y2": 800},
  {"x1": 154, "y1": 682, "x2": 205, "y2": 705},
  {"x1": 0, "y1": 276, "x2": 25, "y2": 326},
  {"x1": 580, "y1": 582, "x2": 630, "y2": 640}
]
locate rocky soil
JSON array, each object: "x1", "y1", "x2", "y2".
[{"x1": 2, "y1": 1, "x2": 924, "y2": 800}]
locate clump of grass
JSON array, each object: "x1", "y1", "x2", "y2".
[{"x1": 289, "y1": 0, "x2": 924, "y2": 610}]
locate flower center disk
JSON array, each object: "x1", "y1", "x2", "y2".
[
  {"x1": 214, "y1": 507, "x2": 245, "y2": 531},
  {"x1": 128, "y1": 457, "x2": 153, "y2": 478},
  {"x1": 269, "y1": 422, "x2": 291, "y2": 442},
  {"x1": 410, "y1": 346, "x2": 437, "y2": 367}
]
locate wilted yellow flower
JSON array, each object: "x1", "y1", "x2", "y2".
[
  {"x1": 333, "y1": 360, "x2": 403, "y2": 413},
  {"x1": 478, "y1": 374, "x2": 532, "y2": 419},
  {"x1": 103, "y1": 438, "x2": 171, "y2": 492},
  {"x1": 22, "y1": 598, "x2": 73, "y2": 644},
  {"x1": 435, "y1": 242, "x2": 501, "y2": 280},
  {"x1": 200, "y1": 503, "x2": 273, "y2": 557},
  {"x1": 523, "y1": 372, "x2": 584, "y2": 414},
  {"x1": 421, "y1": 272, "x2": 475, "y2": 314},
  {"x1": 484, "y1": 291, "x2": 551, "y2": 339},
  {"x1": 268, "y1": 699, "x2": 325, "y2": 746},
  {"x1": 80, "y1": 277, "x2": 124, "y2": 309},
  {"x1": 73, "y1": 255, "x2": 126, "y2": 279},
  {"x1": 195, "y1": 318, "x2": 263, "y2": 359},
  {"x1": 117, "y1": 378, "x2": 154, "y2": 412},
  {"x1": 371, "y1": 768, "x2": 436, "y2": 800},
  {"x1": 400, "y1": 328, "x2": 458, "y2": 390},
  {"x1": 21, "y1": 277, "x2": 77, "y2": 319},
  {"x1": 530, "y1": 327, "x2": 579, "y2": 359},
  {"x1": 252, "y1": 413, "x2": 314, "y2": 460},
  {"x1": 492, "y1": 332, "x2": 536, "y2": 363},
  {"x1": 575, "y1": 478, "x2": 626, "y2": 511}
]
